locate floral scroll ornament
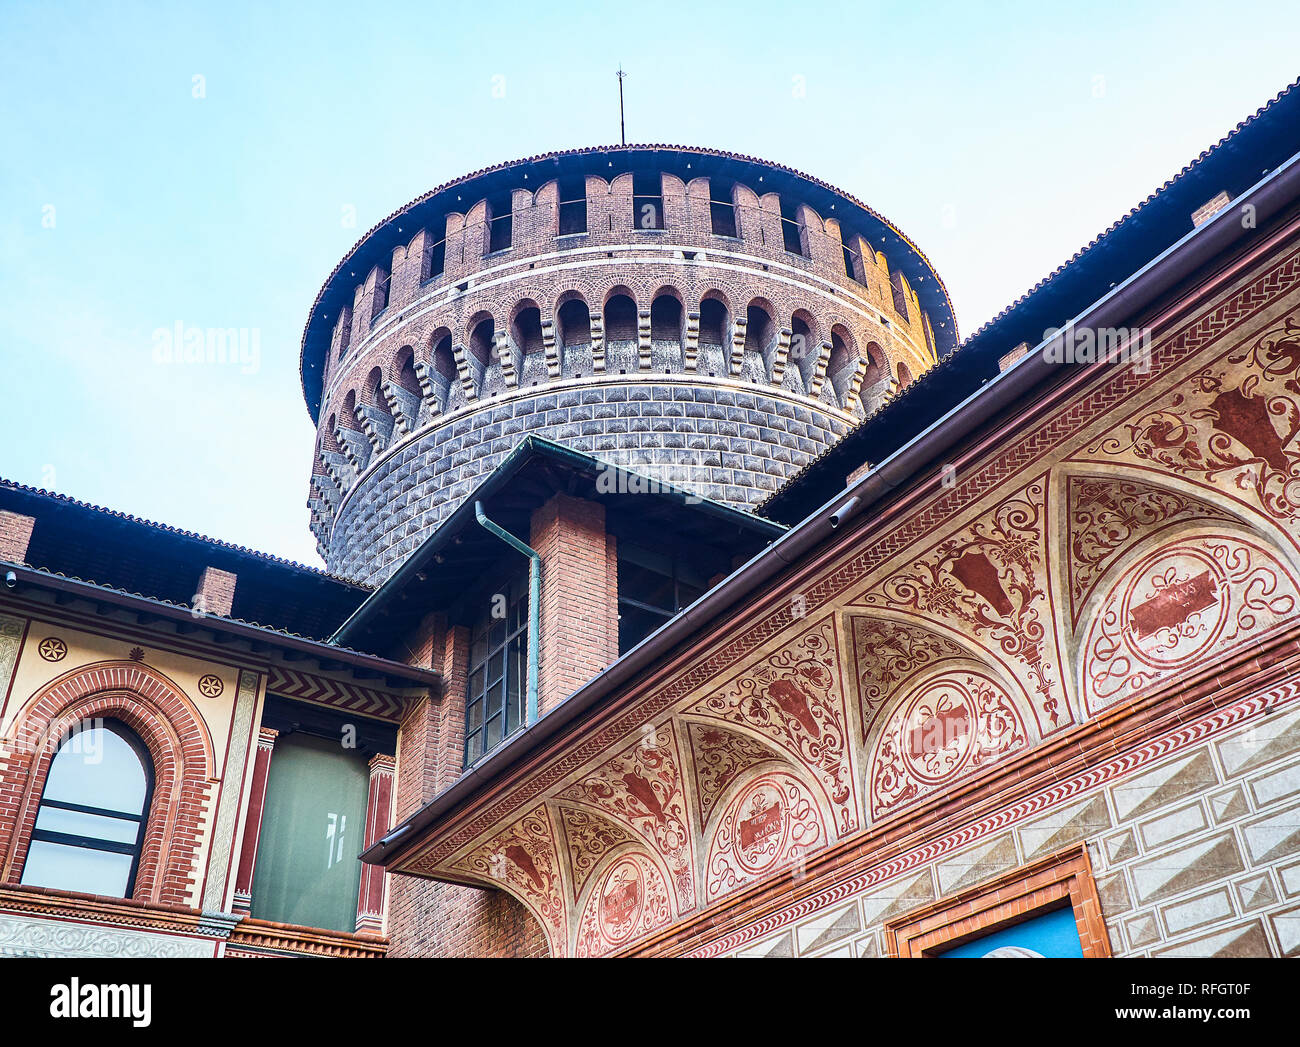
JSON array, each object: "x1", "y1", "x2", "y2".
[
  {"x1": 559, "y1": 723, "x2": 695, "y2": 910},
  {"x1": 1080, "y1": 535, "x2": 1298, "y2": 714},
  {"x1": 704, "y1": 773, "x2": 825, "y2": 901},
  {"x1": 1091, "y1": 317, "x2": 1300, "y2": 522},
  {"x1": 691, "y1": 617, "x2": 857, "y2": 835},
  {"x1": 859, "y1": 479, "x2": 1060, "y2": 726},
  {"x1": 869, "y1": 671, "x2": 1028, "y2": 817}
]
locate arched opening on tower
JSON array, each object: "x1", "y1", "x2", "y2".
[
  {"x1": 650, "y1": 292, "x2": 683, "y2": 344},
  {"x1": 511, "y1": 303, "x2": 544, "y2": 356},
  {"x1": 468, "y1": 316, "x2": 496, "y2": 368},
  {"x1": 743, "y1": 302, "x2": 775, "y2": 356},
  {"x1": 393, "y1": 347, "x2": 421, "y2": 397},
  {"x1": 512, "y1": 301, "x2": 545, "y2": 385},
  {"x1": 828, "y1": 327, "x2": 860, "y2": 406},
  {"x1": 791, "y1": 311, "x2": 818, "y2": 388},
  {"x1": 863, "y1": 342, "x2": 885, "y2": 388},
  {"x1": 699, "y1": 298, "x2": 728, "y2": 348},
  {"x1": 897, "y1": 361, "x2": 913, "y2": 389},
  {"x1": 604, "y1": 293, "x2": 637, "y2": 343},
  {"x1": 557, "y1": 297, "x2": 590, "y2": 347}
]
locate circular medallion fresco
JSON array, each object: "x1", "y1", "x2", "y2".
[
  {"x1": 37, "y1": 637, "x2": 68, "y2": 662},
  {"x1": 732, "y1": 778, "x2": 789, "y2": 875},
  {"x1": 901, "y1": 680, "x2": 977, "y2": 783},
  {"x1": 1119, "y1": 547, "x2": 1227, "y2": 669},
  {"x1": 597, "y1": 857, "x2": 644, "y2": 944}
]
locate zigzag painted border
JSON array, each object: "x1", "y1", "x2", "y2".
[
  {"x1": 684, "y1": 676, "x2": 1300, "y2": 957},
  {"x1": 265, "y1": 665, "x2": 404, "y2": 721}
]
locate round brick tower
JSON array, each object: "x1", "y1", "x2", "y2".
[{"x1": 301, "y1": 146, "x2": 957, "y2": 585}]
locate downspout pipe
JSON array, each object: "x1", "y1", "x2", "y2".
[{"x1": 474, "y1": 500, "x2": 540, "y2": 726}]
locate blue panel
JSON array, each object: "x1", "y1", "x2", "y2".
[{"x1": 937, "y1": 906, "x2": 1084, "y2": 957}]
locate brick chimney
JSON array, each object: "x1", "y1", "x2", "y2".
[
  {"x1": 0, "y1": 511, "x2": 35, "y2": 564},
  {"x1": 194, "y1": 566, "x2": 238, "y2": 618}
]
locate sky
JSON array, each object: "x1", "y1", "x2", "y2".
[{"x1": 1, "y1": 0, "x2": 1297, "y2": 568}]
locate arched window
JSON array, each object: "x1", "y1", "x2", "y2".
[{"x1": 20, "y1": 720, "x2": 154, "y2": 898}]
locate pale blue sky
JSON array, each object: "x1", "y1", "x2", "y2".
[{"x1": 1, "y1": 0, "x2": 1296, "y2": 568}]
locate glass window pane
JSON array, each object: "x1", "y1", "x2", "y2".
[
  {"x1": 467, "y1": 699, "x2": 484, "y2": 731},
  {"x1": 489, "y1": 618, "x2": 506, "y2": 648},
  {"x1": 467, "y1": 731, "x2": 483, "y2": 763},
  {"x1": 486, "y1": 715, "x2": 502, "y2": 750},
  {"x1": 249, "y1": 733, "x2": 370, "y2": 934},
  {"x1": 468, "y1": 668, "x2": 484, "y2": 699},
  {"x1": 488, "y1": 650, "x2": 504, "y2": 685},
  {"x1": 43, "y1": 725, "x2": 147, "y2": 815},
  {"x1": 35, "y1": 805, "x2": 139, "y2": 844},
  {"x1": 470, "y1": 620, "x2": 489, "y2": 663},
  {"x1": 619, "y1": 561, "x2": 675, "y2": 613},
  {"x1": 21, "y1": 840, "x2": 133, "y2": 896}
]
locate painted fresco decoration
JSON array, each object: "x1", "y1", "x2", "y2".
[
  {"x1": 853, "y1": 476, "x2": 1067, "y2": 733},
  {"x1": 1079, "y1": 531, "x2": 1299, "y2": 714},
  {"x1": 558, "y1": 722, "x2": 696, "y2": 912},
  {"x1": 703, "y1": 771, "x2": 826, "y2": 902},
  {"x1": 1086, "y1": 315, "x2": 1300, "y2": 526},
  {"x1": 558, "y1": 804, "x2": 641, "y2": 904},
  {"x1": 686, "y1": 615, "x2": 858, "y2": 836},
  {"x1": 574, "y1": 852, "x2": 672, "y2": 957},
  {"x1": 868, "y1": 669, "x2": 1029, "y2": 816},
  {"x1": 685, "y1": 721, "x2": 786, "y2": 829},
  {"x1": 388, "y1": 246, "x2": 1300, "y2": 957},
  {"x1": 449, "y1": 804, "x2": 567, "y2": 956},
  {"x1": 850, "y1": 616, "x2": 968, "y2": 736},
  {"x1": 1064, "y1": 474, "x2": 1241, "y2": 626}
]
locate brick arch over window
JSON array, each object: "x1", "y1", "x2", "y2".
[{"x1": 0, "y1": 662, "x2": 215, "y2": 907}]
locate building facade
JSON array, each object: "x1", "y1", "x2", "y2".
[{"x1": 2, "y1": 85, "x2": 1300, "y2": 959}]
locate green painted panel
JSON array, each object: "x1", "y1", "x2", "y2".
[{"x1": 250, "y1": 733, "x2": 369, "y2": 933}]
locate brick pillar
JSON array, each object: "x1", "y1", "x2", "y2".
[
  {"x1": 195, "y1": 566, "x2": 237, "y2": 617},
  {"x1": 529, "y1": 493, "x2": 618, "y2": 715},
  {"x1": 0, "y1": 511, "x2": 35, "y2": 563},
  {"x1": 356, "y1": 753, "x2": 395, "y2": 935},
  {"x1": 230, "y1": 727, "x2": 277, "y2": 914}
]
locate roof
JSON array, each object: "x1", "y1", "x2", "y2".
[
  {"x1": 332, "y1": 436, "x2": 787, "y2": 651},
  {"x1": 0, "y1": 559, "x2": 439, "y2": 690},
  {"x1": 762, "y1": 75, "x2": 1300, "y2": 523},
  {"x1": 0, "y1": 479, "x2": 369, "y2": 642},
  {"x1": 299, "y1": 144, "x2": 959, "y2": 421}
]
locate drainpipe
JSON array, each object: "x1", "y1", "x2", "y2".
[{"x1": 474, "y1": 500, "x2": 540, "y2": 726}]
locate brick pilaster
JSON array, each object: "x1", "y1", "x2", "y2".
[
  {"x1": 529, "y1": 493, "x2": 618, "y2": 715},
  {"x1": 0, "y1": 512, "x2": 35, "y2": 563}
]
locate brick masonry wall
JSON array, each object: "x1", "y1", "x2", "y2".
[
  {"x1": 327, "y1": 382, "x2": 846, "y2": 584},
  {"x1": 0, "y1": 512, "x2": 35, "y2": 563},
  {"x1": 385, "y1": 875, "x2": 549, "y2": 958},
  {"x1": 306, "y1": 153, "x2": 949, "y2": 572},
  {"x1": 530, "y1": 493, "x2": 618, "y2": 714}
]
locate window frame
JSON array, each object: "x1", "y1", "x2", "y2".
[
  {"x1": 464, "y1": 573, "x2": 530, "y2": 764},
  {"x1": 884, "y1": 844, "x2": 1110, "y2": 957},
  {"x1": 23, "y1": 719, "x2": 155, "y2": 898}
]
